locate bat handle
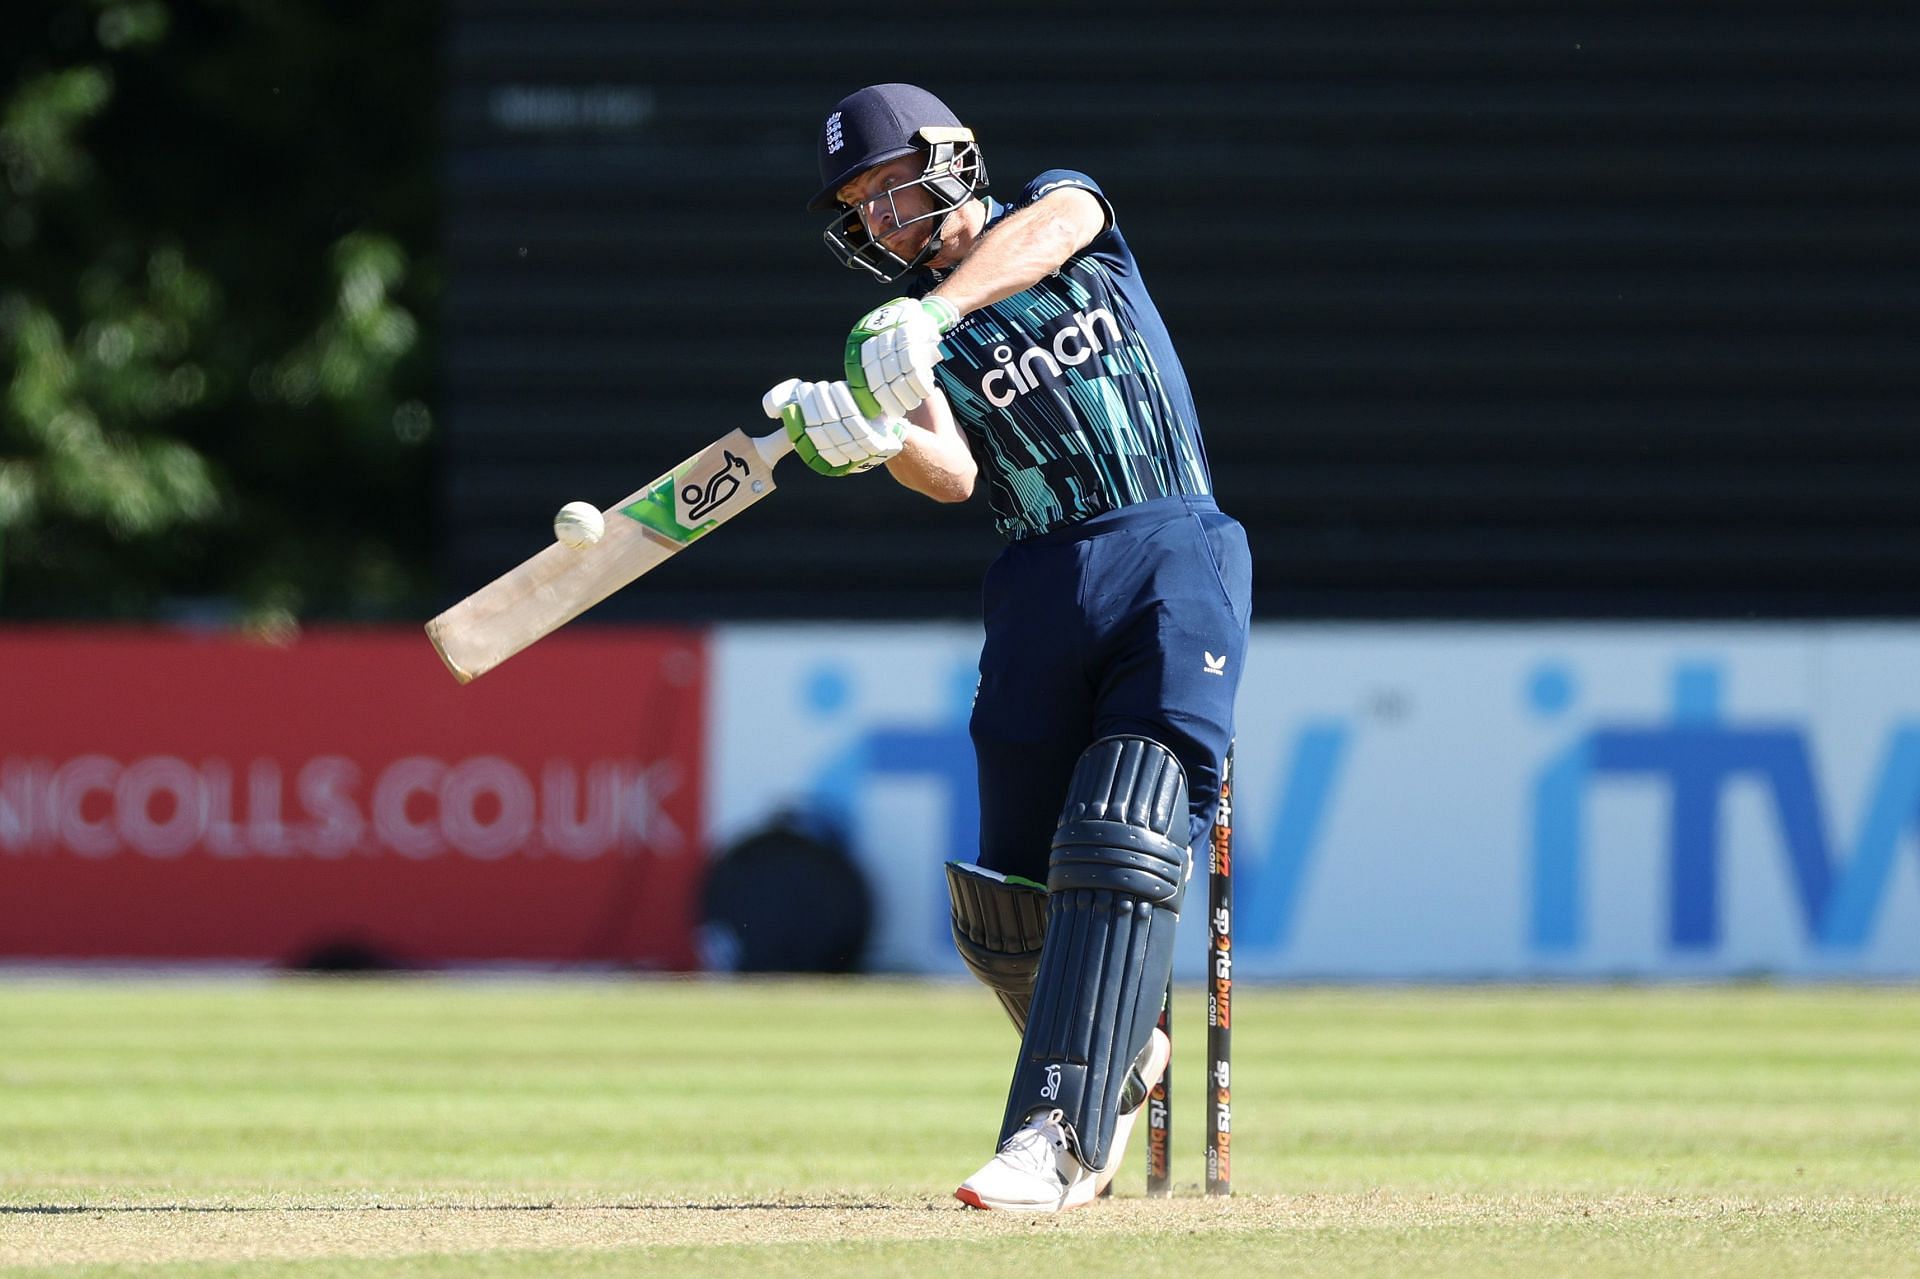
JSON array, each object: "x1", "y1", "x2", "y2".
[{"x1": 751, "y1": 427, "x2": 795, "y2": 468}]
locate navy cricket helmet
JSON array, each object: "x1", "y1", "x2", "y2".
[{"x1": 809, "y1": 83, "x2": 988, "y2": 282}]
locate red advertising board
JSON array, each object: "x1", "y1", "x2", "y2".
[{"x1": 0, "y1": 628, "x2": 706, "y2": 967}]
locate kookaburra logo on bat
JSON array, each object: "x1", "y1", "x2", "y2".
[{"x1": 683, "y1": 450, "x2": 750, "y2": 521}]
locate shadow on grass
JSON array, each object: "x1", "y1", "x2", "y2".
[{"x1": 3, "y1": 1202, "x2": 906, "y2": 1214}]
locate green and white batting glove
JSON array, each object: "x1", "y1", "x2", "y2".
[
  {"x1": 761, "y1": 376, "x2": 908, "y2": 477},
  {"x1": 843, "y1": 295, "x2": 959, "y2": 420}
]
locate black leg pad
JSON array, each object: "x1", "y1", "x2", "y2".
[
  {"x1": 946, "y1": 861, "x2": 1048, "y2": 1033},
  {"x1": 997, "y1": 735, "x2": 1190, "y2": 1171}
]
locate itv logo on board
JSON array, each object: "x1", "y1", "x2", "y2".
[{"x1": 1530, "y1": 660, "x2": 1920, "y2": 953}]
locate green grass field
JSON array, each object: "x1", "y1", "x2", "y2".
[{"x1": 2, "y1": 978, "x2": 1917, "y2": 1277}]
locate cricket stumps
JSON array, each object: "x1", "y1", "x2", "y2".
[{"x1": 1146, "y1": 741, "x2": 1234, "y2": 1198}]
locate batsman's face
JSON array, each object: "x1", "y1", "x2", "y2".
[{"x1": 839, "y1": 157, "x2": 940, "y2": 258}]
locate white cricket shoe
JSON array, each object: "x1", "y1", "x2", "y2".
[
  {"x1": 1095, "y1": 1026, "x2": 1171, "y2": 1197},
  {"x1": 955, "y1": 1108, "x2": 1098, "y2": 1213}
]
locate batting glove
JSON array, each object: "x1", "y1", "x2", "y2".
[
  {"x1": 843, "y1": 295, "x2": 959, "y2": 420},
  {"x1": 762, "y1": 377, "x2": 907, "y2": 477}
]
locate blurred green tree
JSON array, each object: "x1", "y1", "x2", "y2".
[{"x1": 0, "y1": 0, "x2": 439, "y2": 623}]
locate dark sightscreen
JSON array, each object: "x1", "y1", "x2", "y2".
[{"x1": 441, "y1": 2, "x2": 1920, "y2": 620}]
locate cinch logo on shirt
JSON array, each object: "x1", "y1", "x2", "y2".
[{"x1": 979, "y1": 306, "x2": 1122, "y2": 408}]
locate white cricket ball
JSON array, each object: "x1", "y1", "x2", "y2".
[{"x1": 553, "y1": 501, "x2": 605, "y2": 549}]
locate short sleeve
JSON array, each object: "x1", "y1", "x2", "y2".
[{"x1": 1018, "y1": 169, "x2": 1115, "y2": 235}]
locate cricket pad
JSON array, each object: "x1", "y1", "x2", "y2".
[
  {"x1": 998, "y1": 735, "x2": 1190, "y2": 1171},
  {"x1": 946, "y1": 861, "x2": 1049, "y2": 1033}
]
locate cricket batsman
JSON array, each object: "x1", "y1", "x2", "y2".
[{"x1": 763, "y1": 84, "x2": 1251, "y2": 1212}]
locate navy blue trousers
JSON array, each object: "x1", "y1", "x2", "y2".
[{"x1": 970, "y1": 494, "x2": 1252, "y2": 881}]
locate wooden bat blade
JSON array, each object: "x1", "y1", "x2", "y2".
[{"x1": 426, "y1": 426, "x2": 789, "y2": 682}]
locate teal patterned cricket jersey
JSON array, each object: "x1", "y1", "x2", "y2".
[{"x1": 913, "y1": 170, "x2": 1213, "y2": 540}]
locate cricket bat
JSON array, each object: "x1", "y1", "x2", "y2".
[{"x1": 426, "y1": 426, "x2": 794, "y2": 683}]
